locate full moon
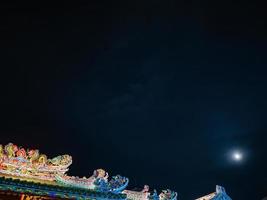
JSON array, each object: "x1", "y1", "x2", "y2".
[{"x1": 231, "y1": 151, "x2": 243, "y2": 161}]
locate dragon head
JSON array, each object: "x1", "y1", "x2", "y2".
[
  {"x1": 27, "y1": 149, "x2": 40, "y2": 163},
  {"x1": 4, "y1": 143, "x2": 18, "y2": 158},
  {"x1": 16, "y1": 148, "x2": 27, "y2": 158},
  {"x1": 93, "y1": 169, "x2": 109, "y2": 179},
  {"x1": 48, "y1": 155, "x2": 72, "y2": 166}
]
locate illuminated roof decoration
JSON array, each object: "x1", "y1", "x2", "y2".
[
  {"x1": 0, "y1": 176, "x2": 126, "y2": 200},
  {"x1": 0, "y1": 143, "x2": 72, "y2": 181},
  {"x1": 195, "y1": 185, "x2": 232, "y2": 200},
  {"x1": 123, "y1": 185, "x2": 178, "y2": 200},
  {"x1": 0, "y1": 143, "x2": 177, "y2": 200},
  {"x1": 56, "y1": 169, "x2": 129, "y2": 193}
]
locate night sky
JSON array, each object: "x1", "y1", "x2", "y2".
[{"x1": 1, "y1": 2, "x2": 267, "y2": 200}]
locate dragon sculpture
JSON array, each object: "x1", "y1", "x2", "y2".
[
  {"x1": 0, "y1": 143, "x2": 72, "y2": 181},
  {"x1": 158, "y1": 189, "x2": 177, "y2": 200},
  {"x1": 124, "y1": 186, "x2": 177, "y2": 200},
  {"x1": 5, "y1": 143, "x2": 18, "y2": 158},
  {"x1": 55, "y1": 168, "x2": 129, "y2": 193}
]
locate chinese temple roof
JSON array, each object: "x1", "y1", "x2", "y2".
[
  {"x1": 0, "y1": 175, "x2": 126, "y2": 200},
  {"x1": 0, "y1": 142, "x2": 231, "y2": 200},
  {"x1": 0, "y1": 143, "x2": 179, "y2": 200},
  {"x1": 195, "y1": 186, "x2": 232, "y2": 200}
]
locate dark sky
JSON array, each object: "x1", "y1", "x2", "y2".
[{"x1": 1, "y1": 1, "x2": 267, "y2": 200}]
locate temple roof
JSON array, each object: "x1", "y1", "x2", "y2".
[
  {"x1": 0, "y1": 175, "x2": 126, "y2": 200},
  {"x1": 195, "y1": 186, "x2": 232, "y2": 200},
  {"x1": 195, "y1": 192, "x2": 216, "y2": 200},
  {"x1": 0, "y1": 142, "x2": 177, "y2": 200}
]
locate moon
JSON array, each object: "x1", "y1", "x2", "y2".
[{"x1": 231, "y1": 150, "x2": 243, "y2": 162}]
